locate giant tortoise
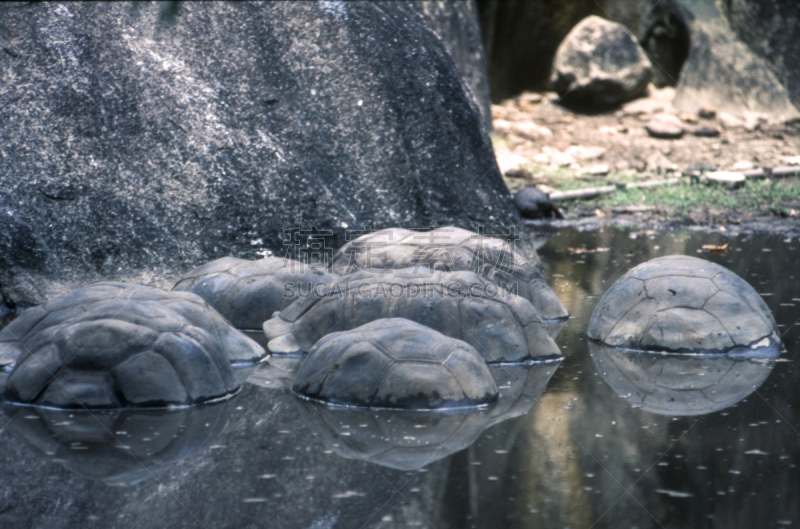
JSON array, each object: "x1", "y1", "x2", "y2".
[
  {"x1": 0, "y1": 283, "x2": 264, "y2": 408},
  {"x1": 331, "y1": 227, "x2": 568, "y2": 335},
  {"x1": 264, "y1": 268, "x2": 563, "y2": 364},
  {"x1": 173, "y1": 256, "x2": 336, "y2": 346},
  {"x1": 292, "y1": 318, "x2": 499, "y2": 409},
  {"x1": 588, "y1": 255, "x2": 781, "y2": 355}
]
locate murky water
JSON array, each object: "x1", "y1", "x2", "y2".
[{"x1": 0, "y1": 226, "x2": 798, "y2": 529}]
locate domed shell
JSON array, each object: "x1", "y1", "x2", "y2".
[
  {"x1": 293, "y1": 318, "x2": 499, "y2": 409},
  {"x1": 173, "y1": 256, "x2": 336, "y2": 331},
  {"x1": 588, "y1": 255, "x2": 780, "y2": 353},
  {"x1": 589, "y1": 342, "x2": 778, "y2": 415},
  {"x1": 265, "y1": 268, "x2": 563, "y2": 364},
  {"x1": 0, "y1": 283, "x2": 264, "y2": 408},
  {"x1": 331, "y1": 227, "x2": 568, "y2": 332}
]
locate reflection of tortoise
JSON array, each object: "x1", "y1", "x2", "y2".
[
  {"x1": 331, "y1": 227, "x2": 568, "y2": 333},
  {"x1": 0, "y1": 283, "x2": 264, "y2": 408},
  {"x1": 297, "y1": 398, "x2": 492, "y2": 471},
  {"x1": 264, "y1": 269, "x2": 563, "y2": 364},
  {"x1": 173, "y1": 256, "x2": 335, "y2": 345},
  {"x1": 293, "y1": 318, "x2": 498, "y2": 409},
  {"x1": 3, "y1": 398, "x2": 232, "y2": 485},
  {"x1": 589, "y1": 342, "x2": 777, "y2": 415},
  {"x1": 588, "y1": 255, "x2": 781, "y2": 354},
  {"x1": 485, "y1": 362, "x2": 561, "y2": 427}
]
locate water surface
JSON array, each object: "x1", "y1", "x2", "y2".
[{"x1": 0, "y1": 226, "x2": 798, "y2": 529}]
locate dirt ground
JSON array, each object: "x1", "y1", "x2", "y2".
[
  {"x1": 492, "y1": 85, "x2": 800, "y2": 183},
  {"x1": 490, "y1": 85, "x2": 800, "y2": 231}
]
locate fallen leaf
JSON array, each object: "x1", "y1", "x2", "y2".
[{"x1": 701, "y1": 243, "x2": 728, "y2": 253}]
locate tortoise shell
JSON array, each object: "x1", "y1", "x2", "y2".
[
  {"x1": 0, "y1": 283, "x2": 264, "y2": 408},
  {"x1": 264, "y1": 268, "x2": 563, "y2": 364},
  {"x1": 588, "y1": 255, "x2": 780, "y2": 354},
  {"x1": 293, "y1": 318, "x2": 499, "y2": 409},
  {"x1": 173, "y1": 256, "x2": 336, "y2": 331},
  {"x1": 331, "y1": 227, "x2": 568, "y2": 331}
]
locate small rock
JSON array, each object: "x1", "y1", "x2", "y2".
[
  {"x1": 513, "y1": 187, "x2": 562, "y2": 219},
  {"x1": 621, "y1": 98, "x2": 668, "y2": 116},
  {"x1": 645, "y1": 113, "x2": 685, "y2": 139},
  {"x1": 717, "y1": 112, "x2": 743, "y2": 128},
  {"x1": 496, "y1": 152, "x2": 529, "y2": 174},
  {"x1": 698, "y1": 107, "x2": 717, "y2": 119},
  {"x1": 509, "y1": 122, "x2": 553, "y2": 138},
  {"x1": 703, "y1": 171, "x2": 746, "y2": 189},
  {"x1": 780, "y1": 155, "x2": 800, "y2": 166},
  {"x1": 565, "y1": 145, "x2": 607, "y2": 161},
  {"x1": 532, "y1": 153, "x2": 551, "y2": 165},
  {"x1": 540, "y1": 147, "x2": 576, "y2": 167},
  {"x1": 649, "y1": 86, "x2": 676, "y2": 102},
  {"x1": 732, "y1": 160, "x2": 755, "y2": 171},
  {"x1": 693, "y1": 127, "x2": 720, "y2": 137},
  {"x1": 580, "y1": 164, "x2": 610, "y2": 176},
  {"x1": 551, "y1": 16, "x2": 652, "y2": 109},
  {"x1": 518, "y1": 92, "x2": 543, "y2": 104},
  {"x1": 679, "y1": 112, "x2": 699, "y2": 124}
]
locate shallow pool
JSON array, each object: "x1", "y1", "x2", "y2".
[{"x1": 0, "y1": 226, "x2": 798, "y2": 529}]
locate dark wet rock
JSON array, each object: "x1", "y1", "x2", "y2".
[
  {"x1": 2, "y1": 398, "x2": 233, "y2": 485},
  {"x1": 1, "y1": 283, "x2": 265, "y2": 408},
  {"x1": 589, "y1": 342, "x2": 778, "y2": 415},
  {"x1": 330, "y1": 226, "x2": 568, "y2": 328},
  {"x1": 639, "y1": 0, "x2": 691, "y2": 87},
  {"x1": 513, "y1": 187, "x2": 563, "y2": 220},
  {"x1": 0, "y1": 1, "x2": 518, "y2": 309},
  {"x1": 413, "y1": 0, "x2": 493, "y2": 130},
  {"x1": 644, "y1": 113, "x2": 685, "y2": 139},
  {"x1": 693, "y1": 126, "x2": 720, "y2": 137},
  {"x1": 172, "y1": 256, "x2": 336, "y2": 345},
  {"x1": 297, "y1": 397, "x2": 493, "y2": 470},
  {"x1": 588, "y1": 255, "x2": 781, "y2": 353},
  {"x1": 293, "y1": 318, "x2": 498, "y2": 409},
  {"x1": 551, "y1": 16, "x2": 652, "y2": 109},
  {"x1": 264, "y1": 269, "x2": 563, "y2": 364}
]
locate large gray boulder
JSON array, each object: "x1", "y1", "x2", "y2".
[
  {"x1": 0, "y1": 1, "x2": 517, "y2": 310},
  {"x1": 550, "y1": 15, "x2": 652, "y2": 109},
  {"x1": 672, "y1": 0, "x2": 800, "y2": 121}
]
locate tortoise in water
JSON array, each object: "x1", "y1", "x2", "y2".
[
  {"x1": 330, "y1": 226, "x2": 568, "y2": 334},
  {"x1": 589, "y1": 341, "x2": 777, "y2": 415},
  {"x1": 293, "y1": 318, "x2": 499, "y2": 409},
  {"x1": 173, "y1": 256, "x2": 336, "y2": 346},
  {"x1": 2, "y1": 397, "x2": 233, "y2": 485},
  {"x1": 264, "y1": 268, "x2": 563, "y2": 364},
  {"x1": 0, "y1": 283, "x2": 264, "y2": 409},
  {"x1": 588, "y1": 255, "x2": 781, "y2": 355}
]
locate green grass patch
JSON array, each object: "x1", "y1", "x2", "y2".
[{"x1": 591, "y1": 178, "x2": 800, "y2": 215}]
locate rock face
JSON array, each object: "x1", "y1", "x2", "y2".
[
  {"x1": 293, "y1": 318, "x2": 499, "y2": 410},
  {"x1": 672, "y1": 0, "x2": 800, "y2": 121},
  {"x1": 413, "y1": 0, "x2": 493, "y2": 130},
  {"x1": 1, "y1": 283, "x2": 264, "y2": 408},
  {"x1": 551, "y1": 15, "x2": 652, "y2": 109},
  {"x1": 0, "y1": 2, "x2": 517, "y2": 309}
]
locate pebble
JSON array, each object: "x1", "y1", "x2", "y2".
[
  {"x1": 702, "y1": 171, "x2": 746, "y2": 189},
  {"x1": 693, "y1": 127, "x2": 720, "y2": 137},
  {"x1": 645, "y1": 114, "x2": 685, "y2": 139}
]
